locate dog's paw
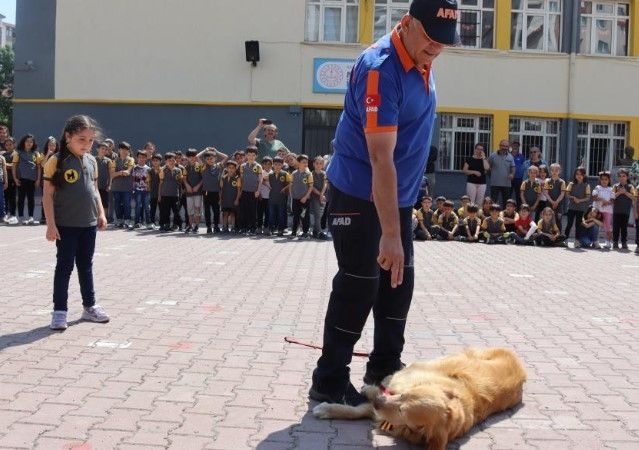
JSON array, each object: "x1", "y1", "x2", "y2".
[{"x1": 312, "y1": 402, "x2": 333, "y2": 419}]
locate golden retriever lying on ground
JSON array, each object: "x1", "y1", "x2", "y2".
[{"x1": 313, "y1": 348, "x2": 526, "y2": 450}]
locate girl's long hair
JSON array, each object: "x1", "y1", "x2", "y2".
[
  {"x1": 17, "y1": 134, "x2": 38, "y2": 152},
  {"x1": 51, "y1": 115, "x2": 101, "y2": 187},
  {"x1": 572, "y1": 166, "x2": 587, "y2": 184}
]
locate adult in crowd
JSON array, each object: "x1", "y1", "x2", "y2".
[
  {"x1": 488, "y1": 139, "x2": 515, "y2": 207},
  {"x1": 510, "y1": 141, "x2": 525, "y2": 206},
  {"x1": 248, "y1": 119, "x2": 287, "y2": 160},
  {"x1": 521, "y1": 146, "x2": 547, "y2": 176},
  {"x1": 0, "y1": 123, "x2": 9, "y2": 150},
  {"x1": 425, "y1": 144, "x2": 437, "y2": 195},
  {"x1": 463, "y1": 143, "x2": 489, "y2": 205},
  {"x1": 310, "y1": 0, "x2": 459, "y2": 406}
]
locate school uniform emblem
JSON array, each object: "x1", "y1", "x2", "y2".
[{"x1": 64, "y1": 169, "x2": 79, "y2": 184}]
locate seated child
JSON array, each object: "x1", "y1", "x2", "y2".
[
  {"x1": 510, "y1": 204, "x2": 537, "y2": 245},
  {"x1": 480, "y1": 196, "x2": 493, "y2": 219},
  {"x1": 535, "y1": 206, "x2": 567, "y2": 247},
  {"x1": 481, "y1": 204, "x2": 508, "y2": 244},
  {"x1": 458, "y1": 203, "x2": 481, "y2": 242},
  {"x1": 580, "y1": 206, "x2": 603, "y2": 249},
  {"x1": 500, "y1": 199, "x2": 519, "y2": 233},
  {"x1": 432, "y1": 196, "x2": 446, "y2": 224},
  {"x1": 414, "y1": 196, "x2": 434, "y2": 241},
  {"x1": 457, "y1": 195, "x2": 470, "y2": 220},
  {"x1": 435, "y1": 200, "x2": 459, "y2": 240}
]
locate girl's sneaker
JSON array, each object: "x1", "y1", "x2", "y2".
[
  {"x1": 81, "y1": 305, "x2": 110, "y2": 323},
  {"x1": 50, "y1": 311, "x2": 68, "y2": 330},
  {"x1": 27, "y1": 217, "x2": 35, "y2": 225},
  {"x1": 22, "y1": 218, "x2": 29, "y2": 225}
]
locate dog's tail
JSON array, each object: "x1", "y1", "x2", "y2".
[{"x1": 313, "y1": 401, "x2": 374, "y2": 420}]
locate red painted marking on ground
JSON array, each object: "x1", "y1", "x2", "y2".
[
  {"x1": 169, "y1": 342, "x2": 193, "y2": 351},
  {"x1": 204, "y1": 305, "x2": 223, "y2": 313},
  {"x1": 621, "y1": 318, "x2": 639, "y2": 324},
  {"x1": 64, "y1": 443, "x2": 92, "y2": 450}
]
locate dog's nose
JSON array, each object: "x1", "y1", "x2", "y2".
[{"x1": 373, "y1": 395, "x2": 386, "y2": 409}]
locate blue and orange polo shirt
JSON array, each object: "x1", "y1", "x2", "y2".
[{"x1": 327, "y1": 25, "x2": 437, "y2": 208}]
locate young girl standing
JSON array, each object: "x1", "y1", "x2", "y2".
[
  {"x1": 12, "y1": 134, "x2": 43, "y2": 225},
  {"x1": 42, "y1": 115, "x2": 109, "y2": 330},
  {"x1": 592, "y1": 171, "x2": 614, "y2": 248},
  {"x1": 537, "y1": 165, "x2": 549, "y2": 220},
  {"x1": 564, "y1": 167, "x2": 591, "y2": 248},
  {"x1": 611, "y1": 168, "x2": 637, "y2": 250}
]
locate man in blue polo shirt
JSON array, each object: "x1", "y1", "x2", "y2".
[{"x1": 310, "y1": 0, "x2": 459, "y2": 406}]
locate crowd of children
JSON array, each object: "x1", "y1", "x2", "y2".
[
  {"x1": 0, "y1": 132, "x2": 331, "y2": 240},
  {"x1": 413, "y1": 164, "x2": 639, "y2": 252}
]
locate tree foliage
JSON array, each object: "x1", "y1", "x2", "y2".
[{"x1": 0, "y1": 46, "x2": 14, "y2": 129}]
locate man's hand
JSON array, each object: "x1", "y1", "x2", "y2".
[
  {"x1": 258, "y1": 118, "x2": 267, "y2": 128},
  {"x1": 377, "y1": 233, "x2": 404, "y2": 288},
  {"x1": 254, "y1": 191, "x2": 260, "y2": 198},
  {"x1": 46, "y1": 224, "x2": 60, "y2": 241},
  {"x1": 97, "y1": 214, "x2": 107, "y2": 231}
]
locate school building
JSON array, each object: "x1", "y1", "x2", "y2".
[{"x1": 12, "y1": 0, "x2": 639, "y2": 197}]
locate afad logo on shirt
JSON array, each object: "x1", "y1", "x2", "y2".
[
  {"x1": 64, "y1": 169, "x2": 79, "y2": 184},
  {"x1": 365, "y1": 95, "x2": 380, "y2": 113}
]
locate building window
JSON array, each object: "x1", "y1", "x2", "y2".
[
  {"x1": 511, "y1": 0, "x2": 562, "y2": 52},
  {"x1": 306, "y1": 0, "x2": 360, "y2": 43},
  {"x1": 579, "y1": 1, "x2": 629, "y2": 56},
  {"x1": 508, "y1": 117, "x2": 560, "y2": 163},
  {"x1": 576, "y1": 121, "x2": 627, "y2": 176},
  {"x1": 373, "y1": 0, "x2": 410, "y2": 41},
  {"x1": 458, "y1": 0, "x2": 495, "y2": 48},
  {"x1": 438, "y1": 114, "x2": 492, "y2": 171},
  {"x1": 303, "y1": 108, "x2": 343, "y2": 157}
]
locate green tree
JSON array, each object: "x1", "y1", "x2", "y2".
[{"x1": 0, "y1": 46, "x2": 14, "y2": 129}]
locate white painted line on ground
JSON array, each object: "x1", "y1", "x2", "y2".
[
  {"x1": 509, "y1": 273, "x2": 534, "y2": 278},
  {"x1": 203, "y1": 261, "x2": 226, "y2": 266},
  {"x1": 591, "y1": 317, "x2": 619, "y2": 323},
  {"x1": 179, "y1": 277, "x2": 205, "y2": 282},
  {"x1": 145, "y1": 300, "x2": 178, "y2": 306},
  {"x1": 544, "y1": 290, "x2": 569, "y2": 295},
  {"x1": 129, "y1": 238, "x2": 148, "y2": 242},
  {"x1": 87, "y1": 340, "x2": 132, "y2": 349},
  {"x1": 622, "y1": 264, "x2": 639, "y2": 268},
  {"x1": 217, "y1": 251, "x2": 238, "y2": 255},
  {"x1": 93, "y1": 252, "x2": 111, "y2": 257}
]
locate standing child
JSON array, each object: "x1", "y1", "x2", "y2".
[
  {"x1": 131, "y1": 150, "x2": 152, "y2": 229},
  {"x1": 183, "y1": 148, "x2": 204, "y2": 234},
  {"x1": 481, "y1": 204, "x2": 508, "y2": 244},
  {"x1": 96, "y1": 142, "x2": 112, "y2": 219},
  {"x1": 611, "y1": 168, "x2": 636, "y2": 250},
  {"x1": 12, "y1": 134, "x2": 43, "y2": 225},
  {"x1": 148, "y1": 154, "x2": 163, "y2": 228},
  {"x1": 535, "y1": 206, "x2": 567, "y2": 247},
  {"x1": 173, "y1": 151, "x2": 187, "y2": 229},
  {"x1": 289, "y1": 154, "x2": 314, "y2": 238},
  {"x1": 592, "y1": 171, "x2": 614, "y2": 248},
  {"x1": 220, "y1": 160, "x2": 242, "y2": 233},
  {"x1": 510, "y1": 204, "x2": 537, "y2": 245},
  {"x1": 238, "y1": 147, "x2": 262, "y2": 234},
  {"x1": 0, "y1": 151, "x2": 6, "y2": 221},
  {"x1": 109, "y1": 142, "x2": 135, "y2": 229},
  {"x1": 580, "y1": 206, "x2": 603, "y2": 249},
  {"x1": 520, "y1": 165, "x2": 541, "y2": 219},
  {"x1": 543, "y1": 163, "x2": 566, "y2": 226},
  {"x1": 1, "y1": 137, "x2": 18, "y2": 223},
  {"x1": 200, "y1": 148, "x2": 228, "y2": 234},
  {"x1": 266, "y1": 156, "x2": 291, "y2": 236},
  {"x1": 537, "y1": 165, "x2": 549, "y2": 219},
  {"x1": 257, "y1": 157, "x2": 273, "y2": 234},
  {"x1": 310, "y1": 156, "x2": 328, "y2": 240},
  {"x1": 500, "y1": 199, "x2": 519, "y2": 233},
  {"x1": 40, "y1": 137, "x2": 60, "y2": 225},
  {"x1": 42, "y1": 115, "x2": 109, "y2": 330},
  {"x1": 564, "y1": 167, "x2": 591, "y2": 247},
  {"x1": 158, "y1": 153, "x2": 183, "y2": 232}
]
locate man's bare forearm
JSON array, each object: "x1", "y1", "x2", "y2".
[{"x1": 371, "y1": 159, "x2": 400, "y2": 236}]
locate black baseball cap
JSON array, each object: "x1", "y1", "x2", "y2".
[{"x1": 409, "y1": 0, "x2": 460, "y2": 46}]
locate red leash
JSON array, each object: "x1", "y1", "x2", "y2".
[{"x1": 284, "y1": 336, "x2": 369, "y2": 358}]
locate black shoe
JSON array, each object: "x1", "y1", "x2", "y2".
[
  {"x1": 301, "y1": 232, "x2": 309, "y2": 239},
  {"x1": 207, "y1": 227, "x2": 213, "y2": 234},
  {"x1": 277, "y1": 231, "x2": 284, "y2": 237},
  {"x1": 621, "y1": 243, "x2": 629, "y2": 250},
  {"x1": 214, "y1": 227, "x2": 221, "y2": 233},
  {"x1": 309, "y1": 382, "x2": 368, "y2": 406},
  {"x1": 363, "y1": 362, "x2": 406, "y2": 386}
]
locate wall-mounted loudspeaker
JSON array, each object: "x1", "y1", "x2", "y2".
[{"x1": 245, "y1": 41, "x2": 260, "y2": 66}]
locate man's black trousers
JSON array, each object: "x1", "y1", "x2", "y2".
[{"x1": 312, "y1": 187, "x2": 414, "y2": 396}]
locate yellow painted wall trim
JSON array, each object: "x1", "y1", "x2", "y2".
[
  {"x1": 491, "y1": 110, "x2": 510, "y2": 150},
  {"x1": 358, "y1": 0, "x2": 374, "y2": 45},
  {"x1": 629, "y1": 118, "x2": 639, "y2": 157},
  {"x1": 630, "y1": 0, "x2": 639, "y2": 56},
  {"x1": 495, "y1": 0, "x2": 512, "y2": 51}
]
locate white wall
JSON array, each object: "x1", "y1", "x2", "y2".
[{"x1": 55, "y1": 0, "x2": 639, "y2": 119}]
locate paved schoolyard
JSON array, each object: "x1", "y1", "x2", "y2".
[{"x1": 0, "y1": 226, "x2": 638, "y2": 450}]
